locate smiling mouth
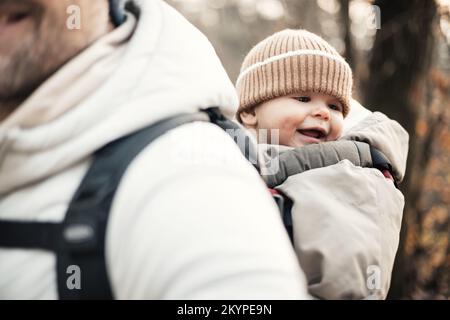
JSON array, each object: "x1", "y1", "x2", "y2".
[{"x1": 297, "y1": 129, "x2": 326, "y2": 140}]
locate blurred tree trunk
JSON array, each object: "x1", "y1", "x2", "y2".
[
  {"x1": 361, "y1": 0, "x2": 439, "y2": 299},
  {"x1": 339, "y1": 0, "x2": 354, "y2": 69}
]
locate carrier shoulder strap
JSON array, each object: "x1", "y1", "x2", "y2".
[
  {"x1": 57, "y1": 110, "x2": 217, "y2": 299},
  {"x1": 0, "y1": 108, "x2": 252, "y2": 299}
]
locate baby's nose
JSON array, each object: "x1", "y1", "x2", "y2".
[{"x1": 313, "y1": 103, "x2": 330, "y2": 120}]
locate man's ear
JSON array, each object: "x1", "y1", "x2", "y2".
[{"x1": 240, "y1": 109, "x2": 258, "y2": 128}]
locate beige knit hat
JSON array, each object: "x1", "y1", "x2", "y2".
[{"x1": 236, "y1": 29, "x2": 353, "y2": 121}]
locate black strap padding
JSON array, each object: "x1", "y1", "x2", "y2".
[{"x1": 0, "y1": 221, "x2": 61, "y2": 251}]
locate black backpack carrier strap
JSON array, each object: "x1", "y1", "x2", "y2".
[
  {"x1": 0, "y1": 221, "x2": 61, "y2": 251},
  {"x1": 60, "y1": 108, "x2": 262, "y2": 298},
  {"x1": 0, "y1": 110, "x2": 213, "y2": 299},
  {"x1": 57, "y1": 111, "x2": 212, "y2": 299}
]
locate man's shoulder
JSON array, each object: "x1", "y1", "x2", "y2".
[
  {"x1": 114, "y1": 120, "x2": 260, "y2": 194},
  {"x1": 146, "y1": 120, "x2": 251, "y2": 168}
]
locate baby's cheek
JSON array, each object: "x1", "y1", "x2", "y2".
[
  {"x1": 330, "y1": 117, "x2": 344, "y2": 140},
  {"x1": 274, "y1": 126, "x2": 294, "y2": 145},
  {"x1": 326, "y1": 127, "x2": 342, "y2": 141},
  {"x1": 283, "y1": 122, "x2": 300, "y2": 139}
]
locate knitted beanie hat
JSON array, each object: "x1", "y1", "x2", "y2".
[{"x1": 236, "y1": 29, "x2": 353, "y2": 121}]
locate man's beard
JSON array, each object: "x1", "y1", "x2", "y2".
[
  {"x1": 0, "y1": 0, "x2": 49, "y2": 111},
  {"x1": 0, "y1": 0, "x2": 112, "y2": 120},
  {"x1": 0, "y1": 0, "x2": 80, "y2": 116},
  {"x1": 0, "y1": 34, "x2": 46, "y2": 108}
]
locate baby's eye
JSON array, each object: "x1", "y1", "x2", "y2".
[
  {"x1": 295, "y1": 96, "x2": 311, "y2": 103},
  {"x1": 328, "y1": 104, "x2": 342, "y2": 112}
]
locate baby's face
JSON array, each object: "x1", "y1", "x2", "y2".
[{"x1": 241, "y1": 92, "x2": 344, "y2": 147}]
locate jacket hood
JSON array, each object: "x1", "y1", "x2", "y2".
[{"x1": 0, "y1": 0, "x2": 238, "y2": 194}]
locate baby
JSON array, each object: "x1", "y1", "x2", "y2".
[
  {"x1": 234, "y1": 29, "x2": 408, "y2": 300},
  {"x1": 236, "y1": 29, "x2": 351, "y2": 148}
]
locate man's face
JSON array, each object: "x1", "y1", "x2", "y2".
[
  {"x1": 240, "y1": 92, "x2": 344, "y2": 147},
  {"x1": 0, "y1": 0, "x2": 111, "y2": 107}
]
